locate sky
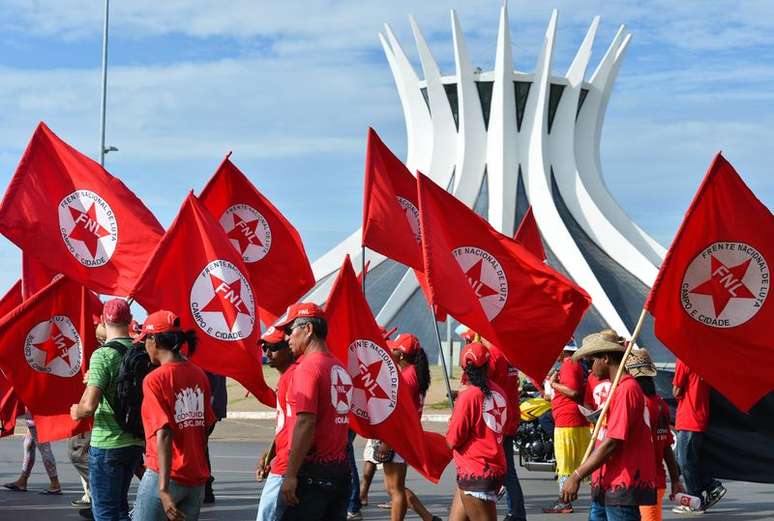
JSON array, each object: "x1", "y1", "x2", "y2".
[{"x1": 1, "y1": 0, "x2": 774, "y2": 297}]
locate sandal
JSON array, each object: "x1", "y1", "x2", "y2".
[
  {"x1": 3, "y1": 483, "x2": 27, "y2": 492},
  {"x1": 377, "y1": 502, "x2": 391, "y2": 510},
  {"x1": 39, "y1": 488, "x2": 63, "y2": 495}
]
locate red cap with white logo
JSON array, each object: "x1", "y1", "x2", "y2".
[
  {"x1": 137, "y1": 310, "x2": 180, "y2": 341},
  {"x1": 274, "y1": 302, "x2": 324, "y2": 329},
  {"x1": 260, "y1": 326, "x2": 285, "y2": 345},
  {"x1": 388, "y1": 333, "x2": 420, "y2": 356},
  {"x1": 460, "y1": 342, "x2": 490, "y2": 369}
]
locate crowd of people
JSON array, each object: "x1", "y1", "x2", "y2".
[{"x1": 1, "y1": 299, "x2": 726, "y2": 521}]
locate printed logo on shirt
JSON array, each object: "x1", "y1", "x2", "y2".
[
  {"x1": 592, "y1": 381, "x2": 611, "y2": 409},
  {"x1": 220, "y1": 204, "x2": 272, "y2": 263},
  {"x1": 24, "y1": 315, "x2": 82, "y2": 377},
  {"x1": 58, "y1": 190, "x2": 118, "y2": 267},
  {"x1": 482, "y1": 390, "x2": 507, "y2": 434},
  {"x1": 329, "y1": 365, "x2": 353, "y2": 417},
  {"x1": 348, "y1": 339, "x2": 399, "y2": 425},
  {"x1": 452, "y1": 246, "x2": 509, "y2": 320},
  {"x1": 396, "y1": 197, "x2": 421, "y2": 244},
  {"x1": 190, "y1": 259, "x2": 256, "y2": 341},
  {"x1": 174, "y1": 385, "x2": 206, "y2": 428},
  {"x1": 275, "y1": 395, "x2": 285, "y2": 434},
  {"x1": 681, "y1": 241, "x2": 769, "y2": 328}
]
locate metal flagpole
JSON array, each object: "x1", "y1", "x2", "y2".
[
  {"x1": 98, "y1": 0, "x2": 110, "y2": 166},
  {"x1": 361, "y1": 246, "x2": 366, "y2": 293},
  {"x1": 446, "y1": 318, "x2": 453, "y2": 379},
  {"x1": 432, "y1": 319, "x2": 455, "y2": 409}
]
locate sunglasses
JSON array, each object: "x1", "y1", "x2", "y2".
[
  {"x1": 262, "y1": 343, "x2": 287, "y2": 353},
  {"x1": 283, "y1": 321, "x2": 309, "y2": 335}
]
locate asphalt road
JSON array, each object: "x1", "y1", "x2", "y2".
[{"x1": 1, "y1": 431, "x2": 772, "y2": 520}]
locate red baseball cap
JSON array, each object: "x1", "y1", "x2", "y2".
[
  {"x1": 260, "y1": 326, "x2": 285, "y2": 345},
  {"x1": 388, "y1": 333, "x2": 420, "y2": 356},
  {"x1": 460, "y1": 342, "x2": 490, "y2": 369},
  {"x1": 102, "y1": 298, "x2": 132, "y2": 325},
  {"x1": 128, "y1": 319, "x2": 142, "y2": 340},
  {"x1": 137, "y1": 310, "x2": 180, "y2": 341},
  {"x1": 460, "y1": 328, "x2": 478, "y2": 343},
  {"x1": 274, "y1": 302, "x2": 324, "y2": 329}
]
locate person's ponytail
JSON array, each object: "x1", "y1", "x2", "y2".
[{"x1": 464, "y1": 362, "x2": 491, "y2": 397}]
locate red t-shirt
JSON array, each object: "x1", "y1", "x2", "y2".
[
  {"x1": 270, "y1": 363, "x2": 297, "y2": 475},
  {"x1": 591, "y1": 374, "x2": 656, "y2": 506},
  {"x1": 287, "y1": 351, "x2": 351, "y2": 477},
  {"x1": 141, "y1": 361, "x2": 216, "y2": 486},
  {"x1": 446, "y1": 381, "x2": 507, "y2": 492},
  {"x1": 488, "y1": 346, "x2": 521, "y2": 435},
  {"x1": 400, "y1": 364, "x2": 424, "y2": 418},
  {"x1": 645, "y1": 393, "x2": 673, "y2": 490},
  {"x1": 551, "y1": 357, "x2": 588, "y2": 428},
  {"x1": 585, "y1": 373, "x2": 611, "y2": 410},
  {"x1": 673, "y1": 360, "x2": 709, "y2": 432}
]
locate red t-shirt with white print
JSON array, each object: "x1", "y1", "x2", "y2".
[
  {"x1": 585, "y1": 372, "x2": 611, "y2": 410},
  {"x1": 488, "y1": 346, "x2": 521, "y2": 436},
  {"x1": 400, "y1": 364, "x2": 424, "y2": 418},
  {"x1": 270, "y1": 363, "x2": 297, "y2": 475},
  {"x1": 673, "y1": 359, "x2": 710, "y2": 432},
  {"x1": 446, "y1": 381, "x2": 507, "y2": 492},
  {"x1": 141, "y1": 360, "x2": 216, "y2": 486},
  {"x1": 645, "y1": 393, "x2": 674, "y2": 490},
  {"x1": 552, "y1": 357, "x2": 588, "y2": 427}
]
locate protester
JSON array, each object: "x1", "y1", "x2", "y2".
[
  {"x1": 204, "y1": 370, "x2": 227, "y2": 503},
  {"x1": 582, "y1": 330, "x2": 621, "y2": 414},
  {"x1": 70, "y1": 298, "x2": 144, "y2": 521},
  {"x1": 544, "y1": 338, "x2": 591, "y2": 514},
  {"x1": 2, "y1": 410, "x2": 61, "y2": 494},
  {"x1": 625, "y1": 349, "x2": 683, "y2": 521},
  {"x1": 447, "y1": 342, "x2": 507, "y2": 521},
  {"x1": 256, "y1": 326, "x2": 296, "y2": 521},
  {"x1": 277, "y1": 303, "x2": 352, "y2": 520},
  {"x1": 561, "y1": 334, "x2": 657, "y2": 520},
  {"x1": 132, "y1": 310, "x2": 215, "y2": 521},
  {"x1": 359, "y1": 440, "x2": 380, "y2": 507},
  {"x1": 672, "y1": 358, "x2": 726, "y2": 514}
]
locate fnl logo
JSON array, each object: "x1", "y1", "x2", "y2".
[
  {"x1": 58, "y1": 190, "x2": 118, "y2": 267},
  {"x1": 681, "y1": 242, "x2": 769, "y2": 328},
  {"x1": 452, "y1": 246, "x2": 509, "y2": 320},
  {"x1": 220, "y1": 204, "x2": 272, "y2": 263},
  {"x1": 396, "y1": 197, "x2": 421, "y2": 244},
  {"x1": 24, "y1": 316, "x2": 82, "y2": 378},
  {"x1": 190, "y1": 259, "x2": 256, "y2": 341},
  {"x1": 330, "y1": 365, "x2": 354, "y2": 416},
  {"x1": 348, "y1": 339, "x2": 399, "y2": 425},
  {"x1": 482, "y1": 390, "x2": 507, "y2": 434}
]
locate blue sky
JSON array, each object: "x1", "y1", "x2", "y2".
[{"x1": 1, "y1": 0, "x2": 774, "y2": 297}]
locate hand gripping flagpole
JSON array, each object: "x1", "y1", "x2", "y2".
[
  {"x1": 580, "y1": 307, "x2": 649, "y2": 464},
  {"x1": 432, "y1": 318, "x2": 455, "y2": 409}
]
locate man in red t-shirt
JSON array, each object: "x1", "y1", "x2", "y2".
[
  {"x1": 561, "y1": 335, "x2": 656, "y2": 520},
  {"x1": 276, "y1": 303, "x2": 353, "y2": 521},
  {"x1": 672, "y1": 359, "x2": 726, "y2": 513}
]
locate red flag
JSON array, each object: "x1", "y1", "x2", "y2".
[
  {"x1": 24, "y1": 254, "x2": 104, "y2": 323},
  {"x1": 645, "y1": 153, "x2": 774, "y2": 412},
  {"x1": 324, "y1": 256, "x2": 451, "y2": 482},
  {"x1": 514, "y1": 207, "x2": 546, "y2": 262},
  {"x1": 199, "y1": 156, "x2": 315, "y2": 322},
  {"x1": 417, "y1": 172, "x2": 591, "y2": 382},
  {"x1": 0, "y1": 276, "x2": 100, "y2": 442},
  {"x1": 130, "y1": 193, "x2": 275, "y2": 406},
  {"x1": 0, "y1": 281, "x2": 23, "y2": 437},
  {"x1": 0, "y1": 122, "x2": 165, "y2": 296}
]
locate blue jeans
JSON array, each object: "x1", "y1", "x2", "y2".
[
  {"x1": 347, "y1": 430, "x2": 361, "y2": 514},
  {"x1": 134, "y1": 469, "x2": 204, "y2": 521},
  {"x1": 256, "y1": 473, "x2": 286, "y2": 521},
  {"x1": 589, "y1": 501, "x2": 641, "y2": 521},
  {"x1": 88, "y1": 445, "x2": 143, "y2": 521},
  {"x1": 503, "y1": 435, "x2": 527, "y2": 520},
  {"x1": 676, "y1": 431, "x2": 714, "y2": 497}
]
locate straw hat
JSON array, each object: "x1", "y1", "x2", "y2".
[
  {"x1": 625, "y1": 348, "x2": 657, "y2": 378},
  {"x1": 572, "y1": 333, "x2": 626, "y2": 361}
]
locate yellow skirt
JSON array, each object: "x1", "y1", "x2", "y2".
[{"x1": 554, "y1": 425, "x2": 592, "y2": 477}]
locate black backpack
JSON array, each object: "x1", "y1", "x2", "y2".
[{"x1": 104, "y1": 340, "x2": 156, "y2": 438}]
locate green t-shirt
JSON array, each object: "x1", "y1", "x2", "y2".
[{"x1": 87, "y1": 338, "x2": 144, "y2": 449}]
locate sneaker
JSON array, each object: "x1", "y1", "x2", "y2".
[
  {"x1": 703, "y1": 482, "x2": 727, "y2": 511},
  {"x1": 542, "y1": 501, "x2": 573, "y2": 514},
  {"x1": 347, "y1": 512, "x2": 363, "y2": 521},
  {"x1": 71, "y1": 497, "x2": 91, "y2": 507},
  {"x1": 672, "y1": 505, "x2": 705, "y2": 515}
]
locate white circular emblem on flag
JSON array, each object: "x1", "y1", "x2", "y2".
[
  {"x1": 220, "y1": 204, "x2": 272, "y2": 263},
  {"x1": 348, "y1": 339, "x2": 399, "y2": 425},
  {"x1": 681, "y1": 241, "x2": 769, "y2": 328},
  {"x1": 58, "y1": 190, "x2": 118, "y2": 267},
  {"x1": 190, "y1": 259, "x2": 256, "y2": 341},
  {"x1": 452, "y1": 246, "x2": 509, "y2": 320},
  {"x1": 23, "y1": 316, "x2": 82, "y2": 378},
  {"x1": 330, "y1": 365, "x2": 354, "y2": 415},
  {"x1": 396, "y1": 197, "x2": 421, "y2": 244},
  {"x1": 482, "y1": 390, "x2": 507, "y2": 434}
]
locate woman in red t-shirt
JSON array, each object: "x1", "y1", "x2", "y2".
[
  {"x1": 133, "y1": 310, "x2": 216, "y2": 521},
  {"x1": 447, "y1": 342, "x2": 507, "y2": 521}
]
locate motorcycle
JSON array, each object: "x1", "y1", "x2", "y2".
[{"x1": 514, "y1": 380, "x2": 556, "y2": 472}]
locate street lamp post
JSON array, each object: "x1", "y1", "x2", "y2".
[{"x1": 98, "y1": 0, "x2": 110, "y2": 166}]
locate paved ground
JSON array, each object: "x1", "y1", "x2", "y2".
[{"x1": 1, "y1": 420, "x2": 772, "y2": 520}]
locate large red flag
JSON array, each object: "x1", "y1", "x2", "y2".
[
  {"x1": 24, "y1": 254, "x2": 104, "y2": 323},
  {"x1": 645, "y1": 153, "x2": 774, "y2": 412},
  {"x1": 0, "y1": 280, "x2": 23, "y2": 437},
  {"x1": 0, "y1": 276, "x2": 100, "y2": 442},
  {"x1": 0, "y1": 122, "x2": 165, "y2": 296},
  {"x1": 514, "y1": 206, "x2": 546, "y2": 262},
  {"x1": 130, "y1": 193, "x2": 275, "y2": 406},
  {"x1": 417, "y1": 172, "x2": 591, "y2": 382},
  {"x1": 199, "y1": 156, "x2": 315, "y2": 324},
  {"x1": 324, "y1": 256, "x2": 451, "y2": 482}
]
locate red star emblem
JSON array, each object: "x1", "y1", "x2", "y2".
[
  {"x1": 485, "y1": 399, "x2": 506, "y2": 430},
  {"x1": 201, "y1": 274, "x2": 250, "y2": 331},
  {"x1": 690, "y1": 256, "x2": 755, "y2": 317},
  {"x1": 333, "y1": 372, "x2": 352, "y2": 407},
  {"x1": 352, "y1": 358, "x2": 389, "y2": 401},
  {"x1": 465, "y1": 259, "x2": 498, "y2": 299},
  {"x1": 34, "y1": 322, "x2": 76, "y2": 367},
  {"x1": 226, "y1": 213, "x2": 263, "y2": 255},
  {"x1": 67, "y1": 202, "x2": 110, "y2": 258}
]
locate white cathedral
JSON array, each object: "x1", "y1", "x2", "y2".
[{"x1": 308, "y1": 7, "x2": 670, "y2": 362}]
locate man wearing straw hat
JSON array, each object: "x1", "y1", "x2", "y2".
[{"x1": 560, "y1": 334, "x2": 656, "y2": 521}]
